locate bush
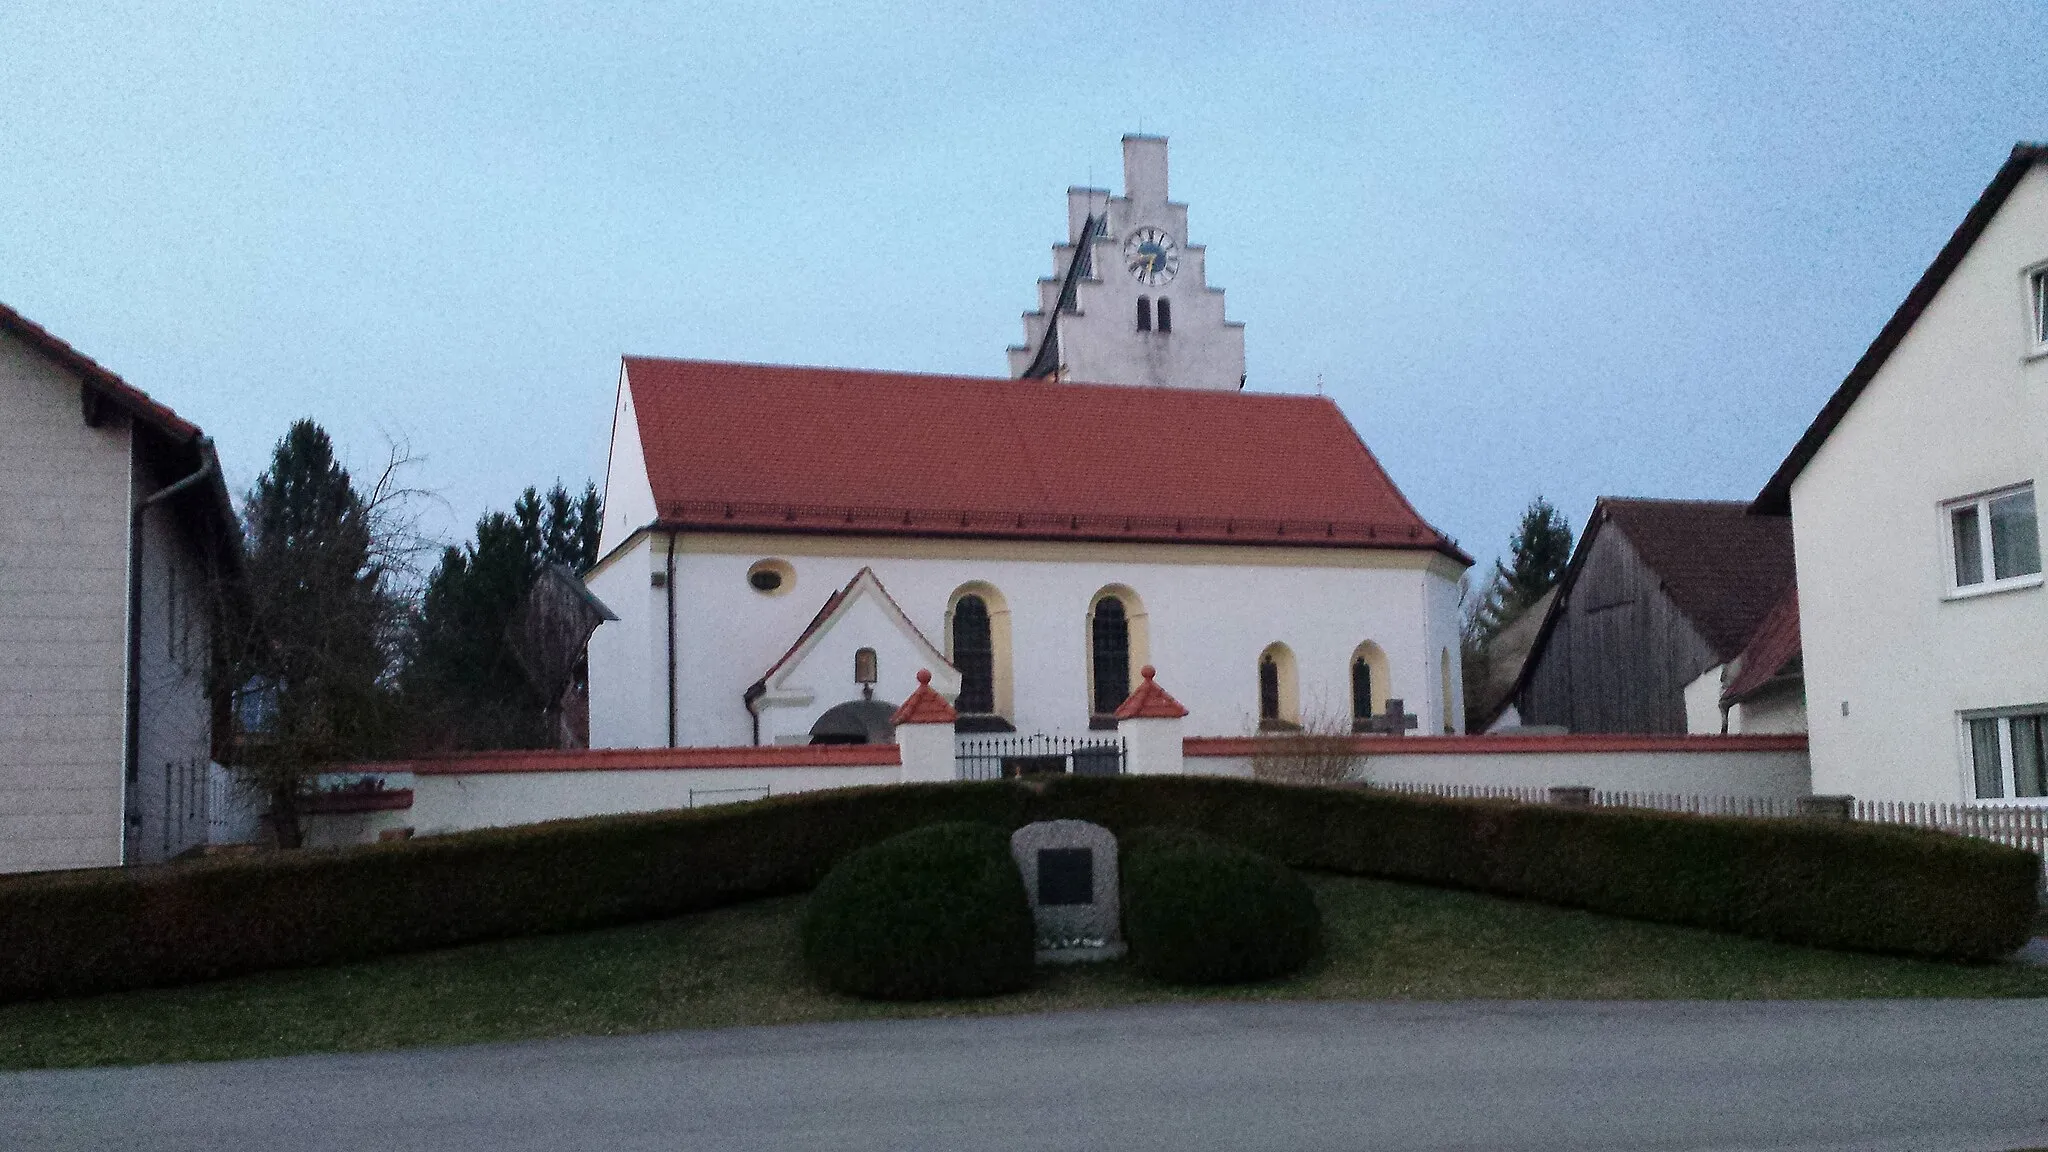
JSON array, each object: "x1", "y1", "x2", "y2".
[
  {"x1": 1121, "y1": 827, "x2": 1320, "y2": 984},
  {"x1": 799, "y1": 822, "x2": 1033, "y2": 1000},
  {"x1": 0, "y1": 776, "x2": 2035, "y2": 1003}
]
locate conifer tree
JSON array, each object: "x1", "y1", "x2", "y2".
[
  {"x1": 405, "y1": 482, "x2": 602, "y2": 749},
  {"x1": 221, "y1": 420, "x2": 414, "y2": 847}
]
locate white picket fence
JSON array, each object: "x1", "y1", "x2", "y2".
[{"x1": 1373, "y1": 780, "x2": 2048, "y2": 874}]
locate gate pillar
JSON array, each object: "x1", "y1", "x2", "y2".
[
  {"x1": 1115, "y1": 666, "x2": 1188, "y2": 776},
  {"x1": 892, "y1": 669, "x2": 960, "y2": 783}
]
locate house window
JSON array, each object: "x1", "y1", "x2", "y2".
[
  {"x1": 1968, "y1": 709, "x2": 2048, "y2": 800},
  {"x1": 951, "y1": 595, "x2": 995, "y2": 714},
  {"x1": 1156, "y1": 297, "x2": 1172, "y2": 332},
  {"x1": 2031, "y1": 268, "x2": 2048, "y2": 351},
  {"x1": 1090, "y1": 597, "x2": 1131, "y2": 715},
  {"x1": 1136, "y1": 297, "x2": 1151, "y2": 332},
  {"x1": 1946, "y1": 485, "x2": 2041, "y2": 593}
]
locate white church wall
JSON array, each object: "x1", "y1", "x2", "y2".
[
  {"x1": 595, "y1": 366, "x2": 657, "y2": 558},
  {"x1": 586, "y1": 533, "x2": 668, "y2": 750},
  {"x1": 587, "y1": 530, "x2": 1464, "y2": 749}
]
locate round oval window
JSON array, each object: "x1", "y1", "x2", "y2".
[{"x1": 747, "y1": 559, "x2": 793, "y2": 595}]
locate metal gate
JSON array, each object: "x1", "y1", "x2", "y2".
[{"x1": 956, "y1": 734, "x2": 1126, "y2": 781}]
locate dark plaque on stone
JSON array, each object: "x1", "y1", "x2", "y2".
[{"x1": 1037, "y1": 848, "x2": 1094, "y2": 906}]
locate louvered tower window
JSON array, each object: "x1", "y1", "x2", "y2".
[
  {"x1": 1156, "y1": 297, "x2": 1172, "y2": 332},
  {"x1": 1136, "y1": 297, "x2": 1151, "y2": 331}
]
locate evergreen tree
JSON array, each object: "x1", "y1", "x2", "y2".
[
  {"x1": 1469, "y1": 496, "x2": 1575, "y2": 642},
  {"x1": 221, "y1": 420, "x2": 410, "y2": 847},
  {"x1": 405, "y1": 482, "x2": 602, "y2": 749}
]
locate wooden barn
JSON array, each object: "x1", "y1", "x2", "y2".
[{"x1": 1510, "y1": 499, "x2": 1801, "y2": 735}]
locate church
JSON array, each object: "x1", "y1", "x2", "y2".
[{"x1": 584, "y1": 137, "x2": 1470, "y2": 749}]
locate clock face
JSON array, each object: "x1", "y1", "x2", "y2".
[{"x1": 1123, "y1": 226, "x2": 1180, "y2": 286}]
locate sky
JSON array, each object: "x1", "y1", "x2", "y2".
[{"x1": 3, "y1": 1, "x2": 2045, "y2": 576}]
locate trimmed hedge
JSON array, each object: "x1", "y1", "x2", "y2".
[
  {"x1": 0, "y1": 776, "x2": 2036, "y2": 1002},
  {"x1": 1121, "y1": 827, "x2": 1320, "y2": 984},
  {"x1": 800, "y1": 822, "x2": 1033, "y2": 1000}
]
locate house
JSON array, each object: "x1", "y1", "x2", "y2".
[
  {"x1": 1510, "y1": 499, "x2": 1802, "y2": 736},
  {"x1": 0, "y1": 304, "x2": 239, "y2": 872},
  {"x1": 584, "y1": 360, "x2": 1472, "y2": 748},
  {"x1": 1753, "y1": 143, "x2": 2047, "y2": 803}
]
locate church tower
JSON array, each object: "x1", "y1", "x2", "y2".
[{"x1": 1008, "y1": 136, "x2": 1246, "y2": 390}]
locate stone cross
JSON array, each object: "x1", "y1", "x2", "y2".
[
  {"x1": 1359, "y1": 698, "x2": 1420, "y2": 737},
  {"x1": 1009, "y1": 820, "x2": 1125, "y2": 964}
]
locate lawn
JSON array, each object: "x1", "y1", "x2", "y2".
[{"x1": 3, "y1": 873, "x2": 2044, "y2": 1070}]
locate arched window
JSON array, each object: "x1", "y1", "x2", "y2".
[
  {"x1": 948, "y1": 582, "x2": 1014, "y2": 729},
  {"x1": 1136, "y1": 296, "x2": 1152, "y2": 332},
  {"x1": 1091, "y1": 597, "x2": 1131, "y2": 715},
  {"x1": 1350, "y1": 641, "x2": 1390, "y2": 732},
  {"x1": 853, "y1": 647, "x2": 878, "y2": 688},
  {"x1": 951, "y1": 596, "x2": 994, "y2": 714},
  {"x1": 1156, "y1": 297, "x2": 1172, "y2": 332},
  {"x1": 1256, "y1": 643, "x2": 1299, "y2": 729}
]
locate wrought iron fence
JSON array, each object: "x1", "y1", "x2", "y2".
[{"x1": 957, "y1": 734, "x2": 1126, "y2": 781}]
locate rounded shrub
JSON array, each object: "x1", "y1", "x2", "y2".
[
  {"x1": 1121, "y1": 826, "x2": 1321, "y2": 984},
  {"x1": 799, "y1": 821, "x2": 1034, "y2": 1000}
]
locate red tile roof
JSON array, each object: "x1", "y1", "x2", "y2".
[
  {"x1": 1115, "y1": 665, "x2": 1189, "y2": 720},
  {"x1": 1721, "y1": 588, "x2": 1801, "y2": 705},
  {"x1": 890, "y1": 670, "x2": 959, "y2": 726},
  {"x1": 622, "y1": 358, "x2": 1467, "y2": 560}
]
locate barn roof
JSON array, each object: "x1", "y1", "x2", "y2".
[
  {"x1": 620, "y1": 357, "x2": 1466, "y2": 561},
  {"x1": 1595, "y1": 499, "x2": 1797, "y2": 661}
]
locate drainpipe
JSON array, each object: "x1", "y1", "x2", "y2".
[
  {"x1": 665, "y1": 534, "x2": 677, "y2": 748},
  {"x1": 124, "y1": 439, "x2": 217, "y2": 863}
]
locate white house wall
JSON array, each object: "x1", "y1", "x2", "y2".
[
  {"x1": 589, "y1": 531, "x2": 1465, "y2": 748},
  {"x1": 0, "y1": 331, "x2": 133, "y2": 873},
  {"x1": 1790, "y1": 163, "x2": 2048, "y2": 801}
]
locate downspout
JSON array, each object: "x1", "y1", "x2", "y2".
[
  {"x1": 665, "y1": 533, "x2": 677, "y2": 748},
  {"x1": 124, "y1": 438, "x2": 217, "y2": 863}
]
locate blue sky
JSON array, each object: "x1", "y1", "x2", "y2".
[{"x1": 3, "y1": 1, "x2": 2044, "y2": 575}]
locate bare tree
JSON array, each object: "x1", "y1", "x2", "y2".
[{"x1": 1250, "y1": 705, "x2": 1363, "y2": 787}]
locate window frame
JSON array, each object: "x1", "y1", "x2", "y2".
[
  {"x1": 1960, "y1": 704, "x2": 2048, "y2": 804},
  {"x1": 1940, "y1": 483, "x2": 2042, "y2": 600},
  {"x1": 2027, "y1": 262, "x2": 2048, "y2": 358}
]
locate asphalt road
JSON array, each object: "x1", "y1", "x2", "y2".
[{"x1": 8, "y1": 999, "x2": 2048, "y2": 1151}]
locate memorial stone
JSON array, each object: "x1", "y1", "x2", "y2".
[{"x1": 1009, "y1": 819, "x2": 1125, "y2": 963}]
